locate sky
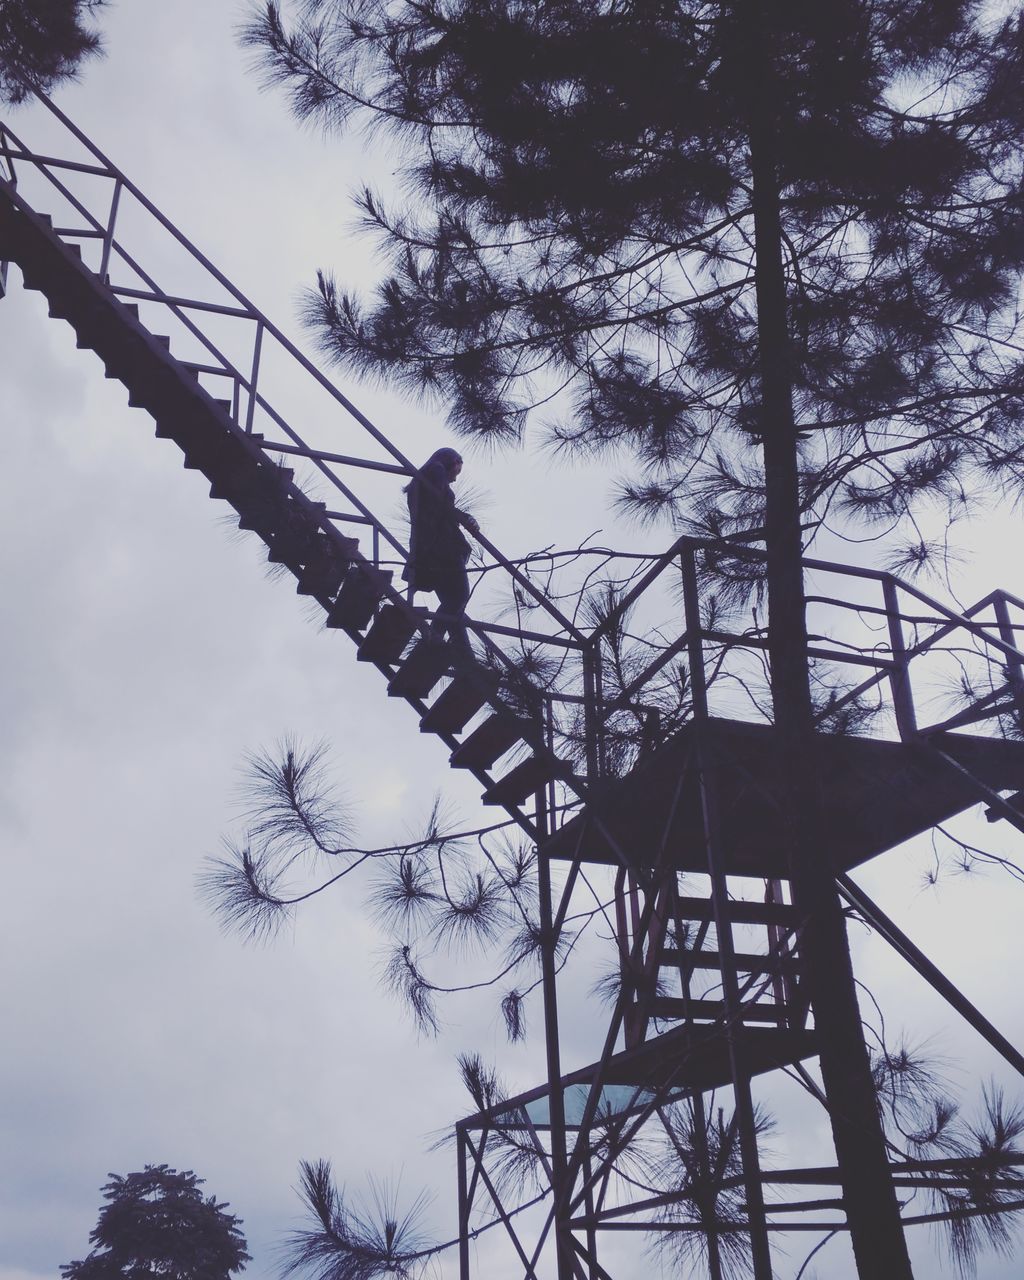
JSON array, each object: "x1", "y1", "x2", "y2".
[{"x1": 2, "y1": 4, "x2": 1024, "y2": 1279}]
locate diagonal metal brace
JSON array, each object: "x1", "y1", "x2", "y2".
[{"x1": 837, "y1": 872, "x2": 1024, "y2": 1079}]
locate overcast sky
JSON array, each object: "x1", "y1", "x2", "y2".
[{"x1": 2, "y1": 4, "x2": 1024, "y2": 1279}]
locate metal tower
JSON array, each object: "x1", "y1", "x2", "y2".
[{"x1": 3, "y1": 96, "x2": 1024, "y2": 1279}]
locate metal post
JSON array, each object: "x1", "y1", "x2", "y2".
[
  {"x1": 681, "y1": 547, "x2": 774, "y2": 1279},
  {"x1": 457, "y1": 1123, "x2": 471, "y2": 1280},
  {"x1": 244, "y1": 320, "x2": 264, "y2": 434},
  {"x1": 994, "y1": 593, "x2": 1024, "y2": 705},
  {"x1": 581, "y1": 1150, "x2": 599, "y2": 1280},
  {"x1": 691, "y1": 1091, "x2": 726, "y2": 1280},
  {"x1": 537, "y1": 822, "x2": 574, "y2": 1280},
  {"x1": 883, "y1": 576, "x2": 917, "y2": 739},
  {"x1": 581, "y1": 643, "x2": 601, "y2": 782},
  {"x1": 0, "y1": 126, "x2": 11, "y2": 301},
  {"x1": 98, "y1": 177, "x2": 122, "y2": 283}
]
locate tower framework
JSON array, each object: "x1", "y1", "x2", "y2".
[{"x1": 3, "y1": 96, "x2": 1024, "y2": 1278}]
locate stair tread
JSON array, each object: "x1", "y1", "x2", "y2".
[
  {"x1": 297, "y1": 535, "x2": 360, "y2": 597},
  {"x1": 357, "y1": 603, "x2": 425, "y2": 664},
  {"x1": 420, "y1": 668, "x2": 500, "y2": 734},
  {"x1": 659, "y1": 948, "x2": 795, "y2": 974},
  {"x1": 481, "y1": 754, "x2": 560, "y2": 807},
  {"x1": 326, "y1": 567, "x2": 393, "y2": 631},
  {"x1": 388, "y1": 639, "x2": 455, "y2": 700},
  {"x1": 450, "y1": 712, "x2": 532, "y2": 770},
  {"x1": 648, "y1": 996, "x2": 789, "y2": 1024},
  {"x1": 674, "y1": 897, "x2": 796, "y2": 926}
]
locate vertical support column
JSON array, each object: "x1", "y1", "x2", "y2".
[
  {"x1": 581, "y1": 1150, "x2": 599, "y2": 1280},
  {"x1": 581, "y1": 642, "x2": 602, "y2": 782},
  {"x1": 690, "y1": 1090, "x2": 726, "y2": 1280},
  {"x1": 994, "y1": 593, "x2": 1024, "y2": 704},
  {"x1": 457, "y1": 1123, "x2": 471, "y2": 1280},
  {"x1": 681, "y1": 547, "x2": 774, "y2": 1280},
  {"x1": 244, "y1": 319, "x2": 265, "y2": 433},
  {"x1": 884, "y1": 576, "x2": 917, "y2": 739},
  {"x1": 536, "y1": 799, "x2": 574, "y2": 1280},
  {"x1": 98, "y1": 177, "x2": 122, "y2": 283},
  {"x1": 764, "y1": 879, "x2": 793, "y2": 1023},
  {"x1": 0, "y1": 126, "x2": 14, "y2": 301}
]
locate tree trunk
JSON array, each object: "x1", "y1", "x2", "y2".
[{"x1": 745, "y1": 5, "x2": 914, "y2": 1276}]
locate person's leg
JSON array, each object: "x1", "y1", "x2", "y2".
[{"x1": 434, "y1": 566, "x2": 472, "y2": 655}]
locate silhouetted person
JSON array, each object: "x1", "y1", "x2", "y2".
[{"x1": 404, "y1": 447, "x2": 479, "y2": 655}]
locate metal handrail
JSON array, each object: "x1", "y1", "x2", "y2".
[
  {"x1": 5, "y1": 99, "x2": 1024, "y2": 773},
  {"x1": 2, "y1": 94, "x2": 585, "y2": 641}
]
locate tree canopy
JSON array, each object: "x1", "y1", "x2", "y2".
[
  {"x1": 244, "y1": 0, "x2": 1024, "y2": 570},
  {"x1": 60, "y1": 1165, "x2": 250, "y2": 1280},
  {"x1": 0, "y1": 0, "x2": 105, "y2": 105}
]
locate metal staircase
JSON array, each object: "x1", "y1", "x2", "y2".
[
  {"x1": 0, "y1": 99, "x2": 581, "y2": 839},
  {"x1": 5, "y1": 96, "x2": 1024, "y2": 1279}
]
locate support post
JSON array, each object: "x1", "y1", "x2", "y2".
[
  {"x1": 745, "y1": 6, "x2": 913, "y2": 1275},
  {"x1": 457, "y1": 1123, "x2": 471, "y2": 1280},
  {"x1": 98, "y1": 177, "x2": 122, "y2": 283},
  {"x1": 537, "y1": 829, "x2": 574, "y2": 1280},
  {"x1": 681, "y1": 547, "x2": 774, "y2": 1279},
  {"x1": 994, "y1": 593, "x2": 1024, "y2": 705},
  {"x1": 0, "y1": 123, "x2": 14, "y2": 299},
  {"x1": 884, "y1": 576, "x2": 917, "y2": 739}
]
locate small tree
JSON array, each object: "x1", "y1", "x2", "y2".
[
  {"x1": 0, "y1": 0, "x2": 106, "y2": 104},
  {"x1": 60, "y1": 1165, "x2": 250, "y2": 1280}
]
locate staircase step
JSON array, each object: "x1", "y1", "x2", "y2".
[
  {"x1": 182, "y1": 429, "x2": 240, "y2": 474},
  {"x1": 675, "y1": 897, "x2": 797, "y2": 927},
  {"x1": 266, "y1": 501, "x2": 322, "y2": 565},
  {"x1": 420, "y1": 668, "x2": 500, "y2": 735},
  {"x1": 659, "y1": 949, "x2": 792, "y2": 975},
  {"x1": 482, "y1": 755, "x2": 557, "y2": 807},
  {"x1": 177, "y1": 407, "x2": 238, "y2": 466},
  {"x1": 388, "y1": 640, "x2": 454, "y2": 700},
  {"x1": 126, "y1": 375, "x2": 180, "y2": 411},
  {"x1": 296, "y1": 533, "x2": 359, "y2": 597},
  {"x1": 215, "y1": 458, "x2": 290, "y2": 511},
  {"x1": 206, "y1": 444, "x2": 281, "y2": 494},
  {"x1": 326, "y1": 566, "x2": 393, "y2": 631},
  {"x1": 648, "y1": 997, "x2": 788, "y2": 1025},
  {"x1": 451, "y1": 713, "x2": 527, "y2": 770},
  {"x1": 357, "y1": 603, "x2": 423, "y2": 664}
]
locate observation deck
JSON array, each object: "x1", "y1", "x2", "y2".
[{"x1": 544, "y1": 718, "x2": 1024, "y2": 877}]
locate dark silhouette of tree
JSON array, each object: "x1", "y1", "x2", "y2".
[
  {"x1": 240, "y1": 4, "x2": 1024, "y2": 1275},
  {"x1": 241, "y1": 0, "x2": 1024, "y2": 548},
  {"x1": 0, "y1": 0, "x2": 106, "y2": 104},
  {"x1": 60, "y1": 1165, "x2": 250, "y2": 1280},
  {"x1": 281, "y1": 1160, "x2": 434, "y2": 1280}
]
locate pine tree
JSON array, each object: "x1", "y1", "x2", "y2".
[
  {"x1": 60, "y1": 1165, "x2": 250, "y2": 1280},
  {"x1": 241, "y1": 3, "x2": 1024, "y2": 1276},
  {"x1": 0, "y1": 0, "x2": 106, "y2": 105}
]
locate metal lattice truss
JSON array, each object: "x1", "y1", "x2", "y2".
[{"x1": 4, "y1": 95, "x2": 1024, "y2": 1280}]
